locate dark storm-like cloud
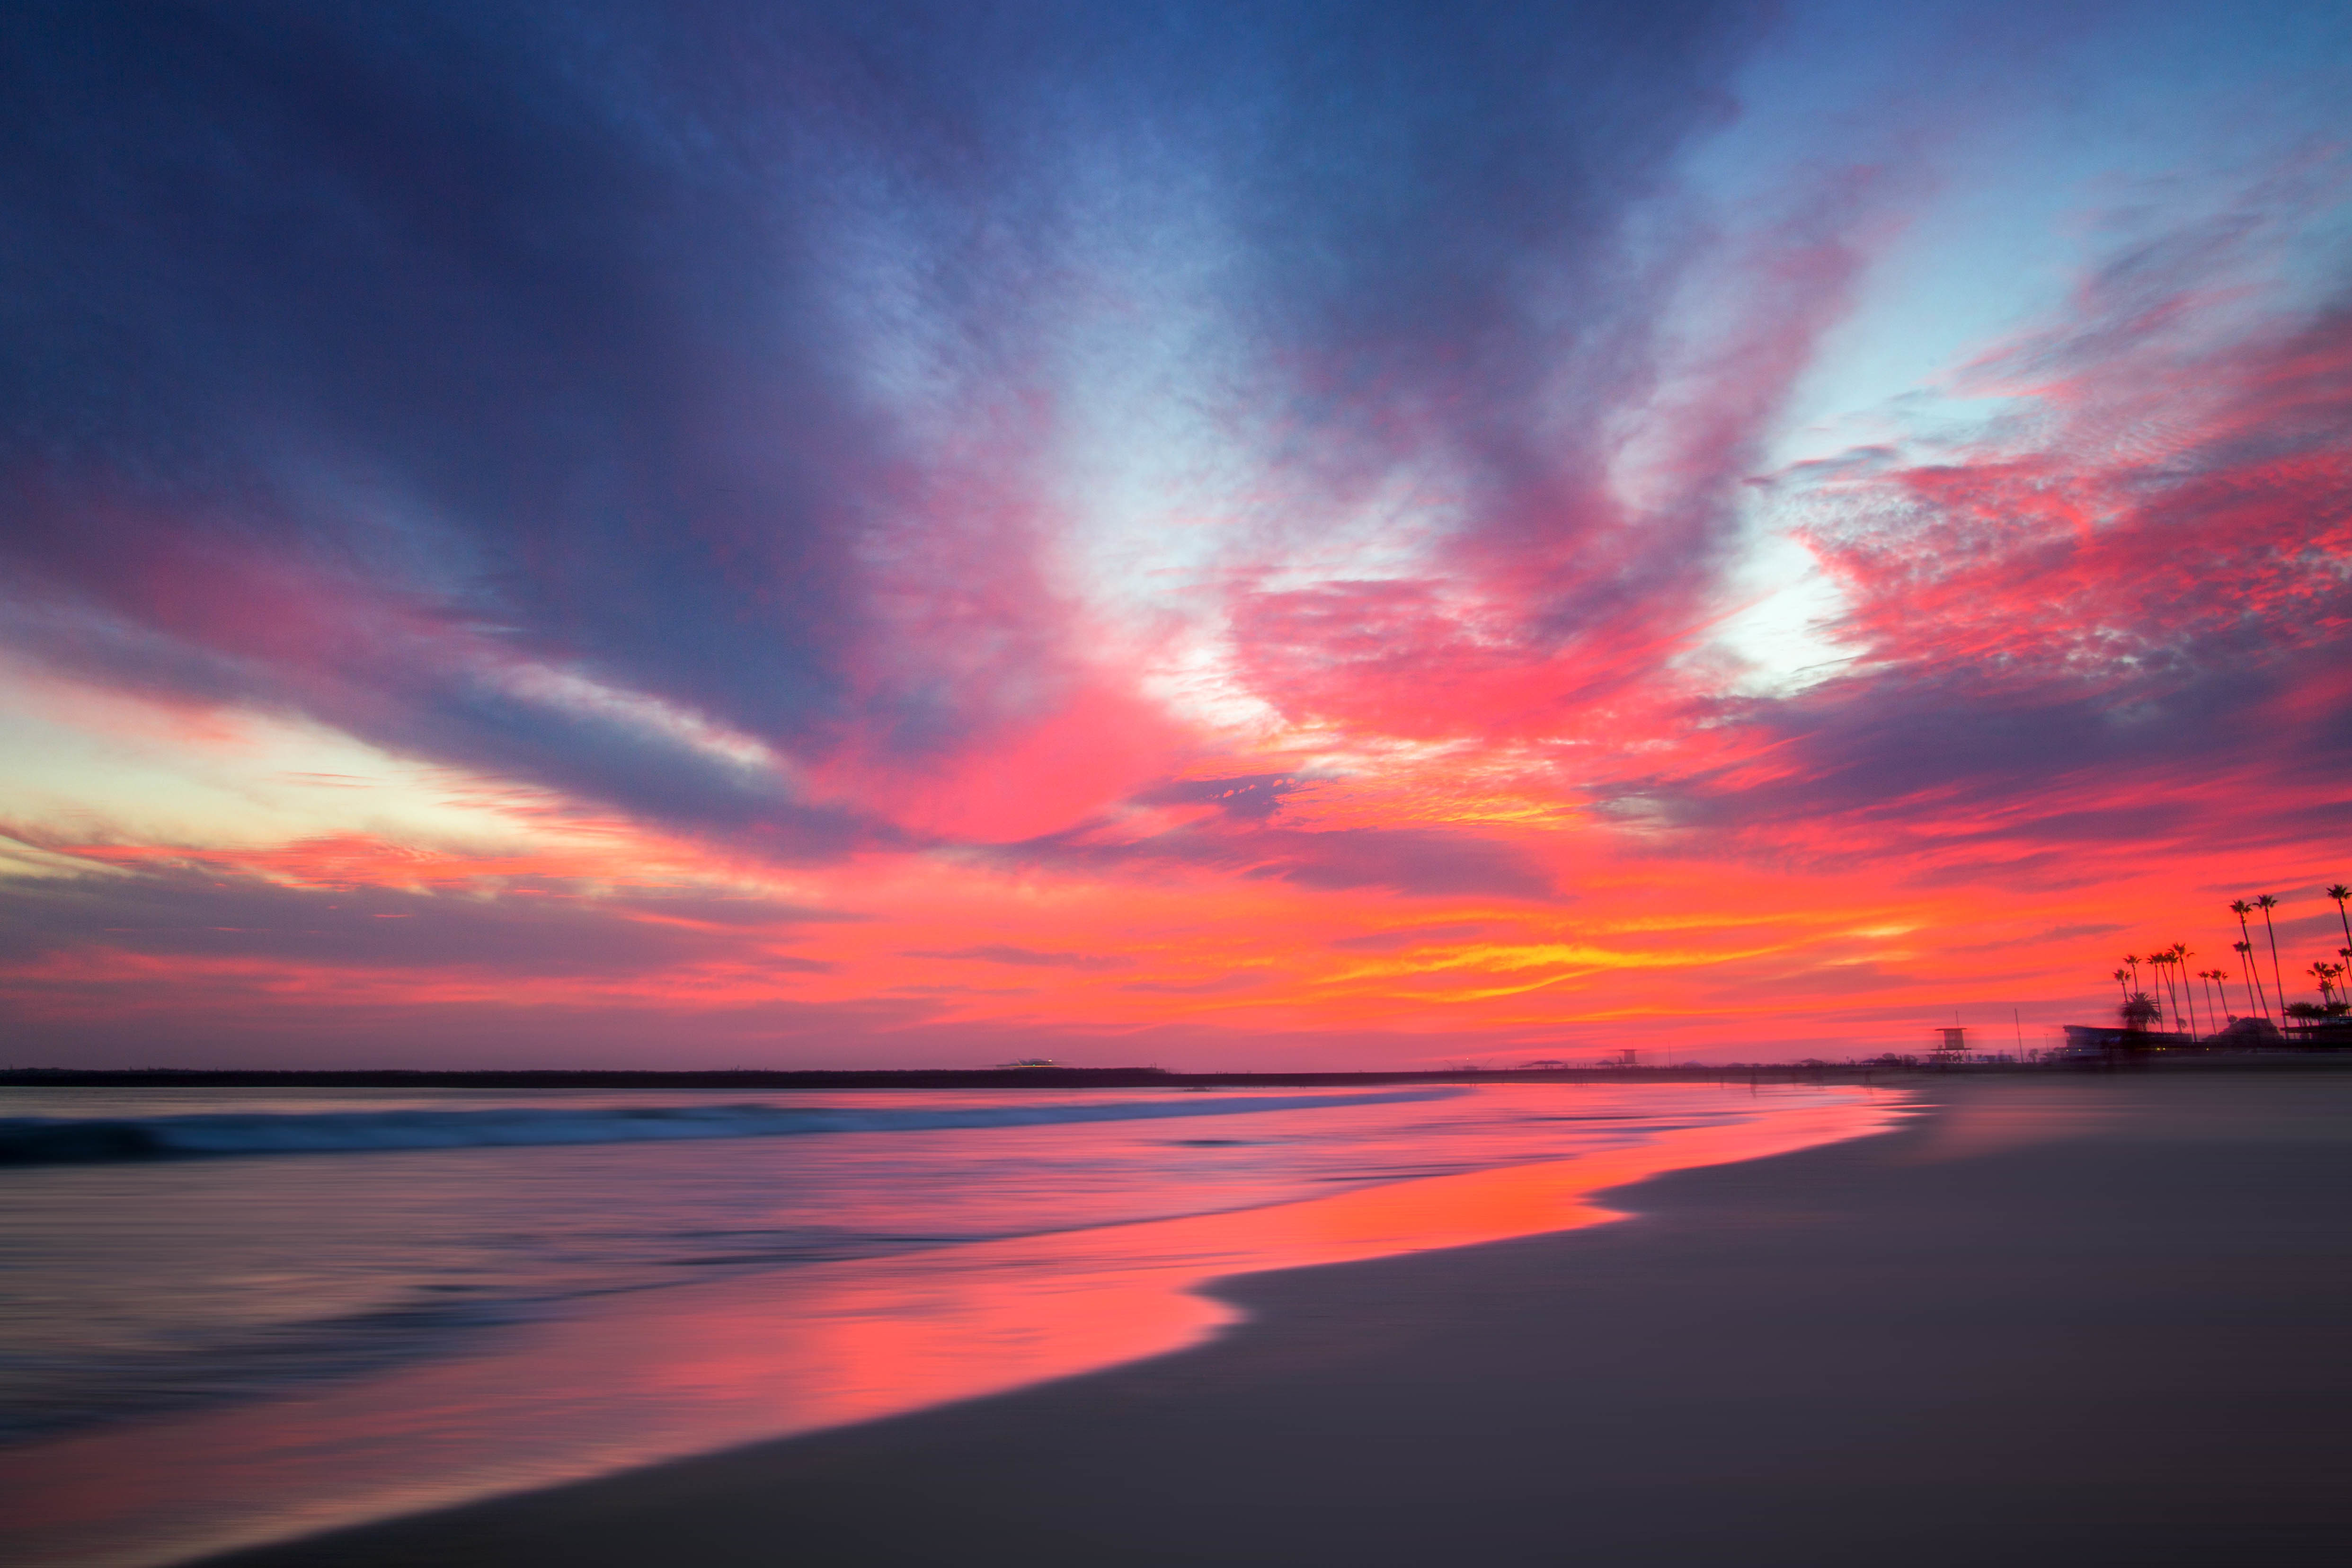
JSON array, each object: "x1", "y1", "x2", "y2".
[{"x1": 0, "y1": 1, "x2": 1770, "y2": 852}]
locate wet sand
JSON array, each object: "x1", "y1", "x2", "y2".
[{"x1": 204, "y1": 1073, "x2": 2352, "y2": 1567}]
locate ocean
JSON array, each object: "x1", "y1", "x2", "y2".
[{"x1": 0, "y1": 1079, "x2": 1906, "y2": 1566}]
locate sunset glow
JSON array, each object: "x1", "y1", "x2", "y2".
[{"x1": 3, "y1": 3, "x2": 2348, "y2": 1067}]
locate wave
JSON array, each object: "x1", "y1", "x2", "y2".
[{"x1": 0, "y1": 1089, "x2": 1461, "y2": 1166}]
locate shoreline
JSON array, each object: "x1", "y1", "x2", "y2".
[
  {"x1": 2, "y1": 1083, "x2": 1891, "y2": 1567},
  {"x1": 200, "y1": 1073, "x2": 2352, "y2": 1567}
]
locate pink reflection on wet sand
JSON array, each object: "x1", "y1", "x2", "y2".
[{"x1": 2, "y1": 1091, "x2": 1906, "y2": 1568}]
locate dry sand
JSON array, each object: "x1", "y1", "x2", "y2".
[{"x1": 202, "y1": 1073, "x2": 2352, "y2": 1567}]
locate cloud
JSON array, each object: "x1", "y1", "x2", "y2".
[
  {"x1": 4, "y1": 4, "x2": 2345, "y2": 1067},
  {"x1": 1013, "y1": 815, "x2": 1558, "y2": 901},
  {"x1": 1120, "y1": 973, "x2": 1268, "y2": 996},
  {"x1": 1330, "y1": 922, "x2": 1501, "y2": 953},
  {"x1": 0, "y1": 1, "x2": 1773, "y2": 859},
  {"x1": 1602, "y1": 196, "x2": 2352, "y2": 865},
  {"x1": 1132, "y1": 775, "x2": 1306, "y2": 823},
  {"x1": 902, "y1": 945, "x2": 1134, "y2": 972},
  {"x1": 0, "y1": 836, "x2": 842, "y2": 979}
]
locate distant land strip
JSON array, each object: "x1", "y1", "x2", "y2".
[
  {"x1": 0, "y1": 1066, "x2": 1784, "y2": 1089},
  {"x1": 6, "y1": 1061, "x2": 2352, "y2": 1089}
]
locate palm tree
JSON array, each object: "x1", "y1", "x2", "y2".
[
  {"x1": 2170, "y1": 943, "x2": 2199, "y2": 1036},
  {"x1": 2255, "y1": 894, "x2": 2288, "y2": 1025},
  {"x1": 2111, "y1": 966, "x2": 2130, "y2": 1001},
  {"x1": 2201, "y1": 967, "x2": 2229, "y2": 1023},
  {"x1": 2310, "y1": 960, "x2": 2339, "y2": 1009},
  {"x1": 2329, "y1": 885, "x2": 2352, "y2": 972},
  {"x1": 2122, "y1": 953, "x2": 2142, "y2": 996},
  {"x1": 2230, "y1": 902, "x2": 2268, "y2": 1019}
]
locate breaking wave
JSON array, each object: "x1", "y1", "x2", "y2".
[{"x1": 0, "y1": 1089, "x2": 1460, "y2": 1166}]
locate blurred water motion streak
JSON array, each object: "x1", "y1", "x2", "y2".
[{"x1": 0, "y1": 1085, "x2": 1905, "y2": 1567}]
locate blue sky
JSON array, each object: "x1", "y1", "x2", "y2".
[{"x1": 2, "y1": 1, "x2": 2347, "y2": 1066}]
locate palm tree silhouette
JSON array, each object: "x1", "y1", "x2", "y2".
[
  {"x1": 2235, "y1": 942, "x2": 2265, "y2": 1018},
  {"x1": 2201, "y1": 967, "x2": 2229, "y2": 1024},
  {"x1": 2255, "y1": 894, "x2": 2287, "y2": 1024},
  {"x1": 2329, "y1": 884, "x2": 2352, "y2": 967},
  {"x1": 2111, "y1": 966, "x2": 2130, "y2": 1001},
  {"x1": 2169, "y1": 943, "x2": 2198, "y2": 1036},
  {"x1": 2230, "y1": 902, "x2": 2268, "y2": 1019},
  {"x1": 2122, "y1": 953, "x2": 2142, "y2": 996}
]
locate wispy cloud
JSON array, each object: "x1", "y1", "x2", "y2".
[
  {"x1": 2, "y1": 2, "x2": 2346, "y2": 1065},
  {"x1": 903, "y1": 946, "x2": 1135, "y2": 972}
]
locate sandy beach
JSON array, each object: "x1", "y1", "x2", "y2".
[{"x1": 201, "y1": 1072, "x2": 2352, "y2": 1567}]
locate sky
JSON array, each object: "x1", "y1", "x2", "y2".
[{"x1": 3, "y1": 0, "x2": 2349, "y2": 1069}]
